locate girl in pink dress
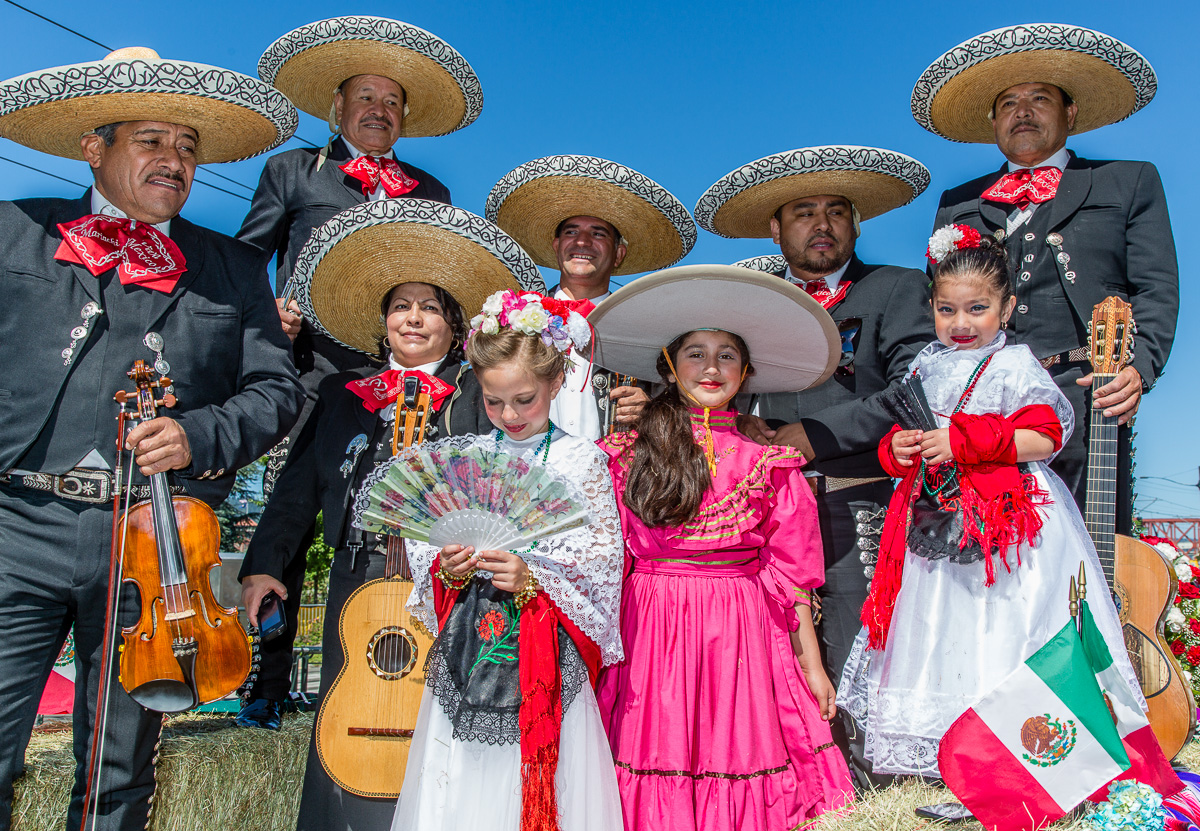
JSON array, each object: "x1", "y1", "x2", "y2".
[{"x1": 590, "y1": 265, "x2": 854, "y2": 831}]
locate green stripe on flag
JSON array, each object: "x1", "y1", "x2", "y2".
[
  {"x1": 1026, "y1": 620, "x2": 1130, "y2": 767},
  {"x1": 1079, "y1": 600, "x2": 1115, "y2": 673}
]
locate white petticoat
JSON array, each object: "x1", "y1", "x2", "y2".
[
  {"x1": 838, "y1": 465, "x2": 1146, "y2": 777},
  {"x1": 391, "y1": 683, "x2": 624, "y2": 830}
]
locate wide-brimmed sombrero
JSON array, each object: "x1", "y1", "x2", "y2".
[
  {"x1": 694, "y1": 146, "x2": 930, "y2": 240},
  {"x1": 912, "y1": 23, "x2": 1157, "y2": 143},
  {"x1": 485, "y1": 155, "x2": 697, "y2": 276},
  {"x1": 0, "y1": 47, "x2": 297, "y2": 164},
  {"x1": 259, "y1": 16, "x2": 482, "y2": 138},
  {"x1": 291, "y1": 199, "x2": 544, "y2": 355},
  {"x1": 731, "y1": 254, "x2": 787, "y2": 275},
  {"x1": 589, "y1": 265, "x2": 839, "y2": 394}
]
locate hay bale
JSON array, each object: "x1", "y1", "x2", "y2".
[{"x1": 12, "y1": 713, "x2": 312, "y2": 831}]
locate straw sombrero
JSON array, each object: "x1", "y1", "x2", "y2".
[
  {"x1": 292, "y1": 199, "x2": 545, "y2": 355},
  {"x1": 912, "y1": 23, "x2": 1157, "y2": 143},
  {"x1": 485, "y1": 155, "x2": 697, "y2": 276},
  {"x1": 0, "y1": 47, "x2": 296, "y2": 164},
  {"x1": 732, "y1": 254, "x2": 787, "y2": 275},
  {"x1": 259, "y1": 16, "x2": 482, "y2": 138},
  {"x1": 694, "y1": 146, "x2": 930, "y2": 240},
  {"x1": 589, "y1": 265, "x2": 839, "y2": 394}
]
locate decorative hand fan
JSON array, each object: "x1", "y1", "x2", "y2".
[{"x1": 354, "y1": 438, "x2": 593, "y2": 551}]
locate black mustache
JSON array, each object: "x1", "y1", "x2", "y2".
[{"x1": 145, "y1": 169, "x2": 185, "y2": 184}]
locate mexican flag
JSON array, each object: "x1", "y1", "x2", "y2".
[
  {"x1": 1078, "y1": 599, "x2": 1184, "y2": 799},
  {"x1": 939, "y1": 618, "x2": 1130, "y2": 831},
  {"x1": 37, "y1": 631, "x2": 76, "y2": 715}
]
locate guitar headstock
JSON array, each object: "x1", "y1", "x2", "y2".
[{"x1": 1088, "y1": 296, "x2": 1136, "y2": 375}]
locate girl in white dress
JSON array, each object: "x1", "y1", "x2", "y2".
[
  {"x1": 838, "y1": 226, "x2": 1143, "y2": 777},
  {"x1": 389, "y1": 291, "x2": 624, "y2": 831}
]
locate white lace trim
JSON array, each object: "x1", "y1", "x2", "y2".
[{"x1": 390, "y1": 433, "x2": 625, "y2": 665}]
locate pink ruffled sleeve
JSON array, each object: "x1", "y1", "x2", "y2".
[{"x1": 757, "y1": 451, "x2": 824, "y2": 632}]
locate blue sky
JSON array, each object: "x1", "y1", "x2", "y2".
[{"x1": 0, "y1": 0, "x2": 1195, "y2": 518}]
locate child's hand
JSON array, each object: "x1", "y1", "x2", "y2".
[
  {"x1": 477, "y1": 549, "x2": 530, "y2": 593},
  {"x1": 439, "y1": 544, "x2": 478, "y2": 577},
  {"x1": 890, "y1": 429, "x2": 923, "y2": 467},
  {"x1": 919, "y1": 428, "x2": 954, "y2": 465},
  {"x1": 802, "y1": 663, "x2": 838, "y2": 721}
]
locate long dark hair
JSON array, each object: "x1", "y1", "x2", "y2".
[
  {"x1": 377, "y1": 282, "x2": 467, "y2": 364},
  {"x1": 622, "y1": 330, "x2": 752, "y2": 528}
]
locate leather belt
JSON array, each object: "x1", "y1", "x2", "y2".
[
  {"x1": 0, "y1": 468, "x2": 182, "y2": 505},
  {"x1": 1039, "y1": 346, "x2": 1090, "y2": 369},
  {"x1": 807, "y1": 475, "x2": 889, "y2": 496}
]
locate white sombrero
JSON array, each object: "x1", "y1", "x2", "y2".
[
  {"x1": 259, "y1": 16, "x2": 482, "y2": 138},
  {"x1": 589, "y1": 265, "x2": 839, "y2": 394},
  {"x1": 485, "y1": 155, "x2": 697, "y2": 276},
  {"x1": 0, "y1": 47, "x2": 297, "y2": 164},
  {"x1": 292, "y1": 199, "x2": 545, "y2": 355},
  {"x1": 695, "y1": 146, "x2": 930, "y2": 239},
  {"x1": 912, "y1": 23, "x2": 1157, "y2": 143}
]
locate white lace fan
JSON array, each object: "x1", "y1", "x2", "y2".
[{"x1": 354, "y1": 437, "x2": 593, "y2": 551}]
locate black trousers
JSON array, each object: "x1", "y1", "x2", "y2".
[
  {"x1": 0, "y1": 483, "x2": 161, "y2": 831},
  {"x1": 813, "y1": 478, "x2": 895, "y2": 792},
  {"x1": 295, "y1": 548, "x2": 394, "y2": 831}
]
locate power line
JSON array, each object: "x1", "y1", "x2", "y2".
[
  {"x1": 197, "y1": 167, "x2": 256, "y2": 192},
  {"x1": 2, "y1": 0, "x2": 110, "y2": 51},
  {"x1": 0, "y1": 153, "x2": 87, "y2": 188}
]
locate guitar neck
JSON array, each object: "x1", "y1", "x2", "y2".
[{"x1": 1084, "y1": 372, "x2": 1120, "y2": 590}]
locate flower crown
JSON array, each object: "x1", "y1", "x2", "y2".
[
  {"x1": 468, "y1": 290, "x2": 592, "y2": 354},
  {"x1": 926, "y1": 223, "x2": 983, "y2": 264}
]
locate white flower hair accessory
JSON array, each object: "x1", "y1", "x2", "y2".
[
  {"x1": 468, "y1": 289, "x2": 592, "y2": 354},
  {"x1": 926, "y1": 223, "x2": 983, "y2": 264}
]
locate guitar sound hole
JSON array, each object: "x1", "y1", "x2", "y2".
[{"x1": 367, "y1": 627, "x2": 418, "y2": 680}]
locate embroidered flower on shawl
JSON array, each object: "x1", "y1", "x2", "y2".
[
  {"x1": 477, "y1": 609, "x2": 506, "y2": 641},
  {"x1": 468, "y1": 289, "x2": 591, "y2": 353},
  {"x1": 926, "y1": 223, "x2": 982, "y2": 264}
]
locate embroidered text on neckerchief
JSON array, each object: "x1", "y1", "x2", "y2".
[
  {"x1": 340, "y1": 155, "x2": 420, "y2": 197},
  {"x1": 55, "y1": 215, "x2": 186, "y2": 293},
  {"x1": 345, "y1": 369, "x2": 455, "y2": 413},
  {"x1": 981, "y1": 167, "x2": 1062, "y2": 211}
]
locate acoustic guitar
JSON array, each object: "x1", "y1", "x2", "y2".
[
  {"x1": 315, "y1": 377, "x2": 437, "y2": 797},
  {"x1": 1084, "y1": 296, "x2": 1196, "y2": 759}
]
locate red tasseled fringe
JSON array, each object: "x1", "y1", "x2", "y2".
[
  {"x1": 958, "y1": 470, "x2": 1051, "y2": 586},
  {"x1": 518, "y1": 593, "x2": 563, "y2": 831}
]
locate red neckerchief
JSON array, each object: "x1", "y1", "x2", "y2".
[
  {"x1": 55, "y1": 214, "x2": 186, "y2": 293},
  {"x1": 981, "y1": 166, "x2": 1062, "y2": 211},
  {"x1": 345, "y1": 369, "x2": 454, "y2": 413},
  {"x1": 797, "y1": 277, "x2": 851, "y2": 310},
  {"x1": 541, "y1": 296, "x2": 596, "y2": 319},
  {"x1": 339, "y1": 155, "x2": 420, "y2": 198}
]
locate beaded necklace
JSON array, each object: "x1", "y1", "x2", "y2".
[
  {"x1": 494, "y1": 421, "x2": 556, "y2": 555},
  {"x1": 919, "y1": 353, "x2": 994, "y2": 496}
]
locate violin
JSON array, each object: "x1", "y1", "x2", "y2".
[{"x1": 113, "y1": 360, "x2": 250, "y2": 711}]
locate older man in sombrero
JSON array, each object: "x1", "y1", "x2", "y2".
[
  {"x1": 915, "y1": 23, "x2": 1178, "y2": 535},
  {"x1": 485, "y1": 155, "x2": 696, "y2": 439},
  {"x1": 235, "y1": 15, "x2": 483, "y2": 730},
  {"x1": 694, "y1": 146, "x2": 934, "y2": 787},
  {"x1": 0, "y1": 48, "x2": 302, "y2": 831}
]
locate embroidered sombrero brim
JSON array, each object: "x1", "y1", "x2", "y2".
[
  {"x1": 0, "y1": 48, "x2": 297, "y2": 164},
  {"x1": 292, "y1": 199, "x2": 545, "y2": 355},
  {"x1": 589, "y1": 265, "x2": 839, "y2": 394},
  {"x1": 694, "y1": 146, "x2": 930, "y2": 239},
  {"x1": 485, "y1": 155, "x2": 697, "y2": 276},
  {"x1": 731, "y1": 254, "x2": 787, "y2": 275},
  {"x1": 259, "y1": 16, "x2": 482, "y2": 138},
  {"x1": 912, "y1": 23, "x2": 1157, "y2": 143}
]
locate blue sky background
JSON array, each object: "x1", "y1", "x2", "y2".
[{"x1": 0, "y1": 0, "x2": 1194, "y2": 519}]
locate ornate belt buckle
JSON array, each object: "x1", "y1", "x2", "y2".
[{"x1": 54, "y1": 469, "x2": 110, "y2": 503}]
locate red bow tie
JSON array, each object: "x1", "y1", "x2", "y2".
[
  {"x1": 346, "y1": 369, "x2": 455, "y2": 413},
  {"x1": 340, "y1": 155, "x2": 420, "y2": 198},
  {"x1": 542, "y1": 296, "x2": 596, "y2": 319},
  {"x1": 55, "y1": 214, "x2": 186, "y2": 294},
  {"x1": 981, "y1": 166, "x2": 1062, "y2": 211},
  {"x1": 795, "y1": 277, "x2": 851, "y2": 310}
]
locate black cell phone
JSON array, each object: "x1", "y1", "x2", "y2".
[{"x1": 258, "y1": 591, "x2": 287, "y2": 643}]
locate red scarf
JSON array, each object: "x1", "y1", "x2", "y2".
[
  {"x1": 344, "y1": 369, "x2": 454, "y2": 413},
  {"x1": 339, "y1": 155, "x2": 420, "y2": 197},
  {"x1": 981, "y1": 166, "x2": 1062, "y2": 211},
  {"x1": 431, "y1": 575, "x2": 601, "y2": 831},
  {"x1": 795, "y1": 277, "x2": 851, "y2": 310},
  {"x1": 541, "y1": 296, "x2": 596, "y2": 319},
  {"x1": 55, "y1": 214, "x2": 186, "y2": 293}
]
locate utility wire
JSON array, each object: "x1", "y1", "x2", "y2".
[
  {"x1": 0, "y1": 153, "x2": 87, "y2": 188},
  {"x1": 2, "y1": 0, "x2": 110, "y2": 51}
]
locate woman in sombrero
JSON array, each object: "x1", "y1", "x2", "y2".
[
  {"x1": 590, "y1": 266, "x2": 855, "y2": 830},
  {"x1": 238, "y1": 198, "x2": 543, "y2": 829}
]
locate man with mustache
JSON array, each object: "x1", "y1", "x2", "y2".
[
  {"x1": 915, "y1": 24, "x2": 1177, "y2": 531},
  {"x1": 0, "y1": 48, "x2": 302, "y2": 831},
  {"x1": 234, "y1": 16, "x2": 482, "y2": 731},
  {"x1": 486, "y1": 155, "x2": 697, "y2": 438},
  {"x1": 695, "y1": 146, "x2": 933, "y2": 787}
]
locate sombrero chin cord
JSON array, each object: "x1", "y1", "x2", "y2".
[{"x1": 661, "y1": 347, "x2": 748, "y2": 476}]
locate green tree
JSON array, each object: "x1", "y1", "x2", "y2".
[
  {"x1": 215, "y1": 458, "x2": 265, "y2": 552},
  {"x1": 303, "y1": 512, "x2": 336, "y2": 604}
]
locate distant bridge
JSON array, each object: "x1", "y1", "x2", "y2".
[{"x1": 1142, "y1": 518, "x2": 1200, "y2": 551}]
